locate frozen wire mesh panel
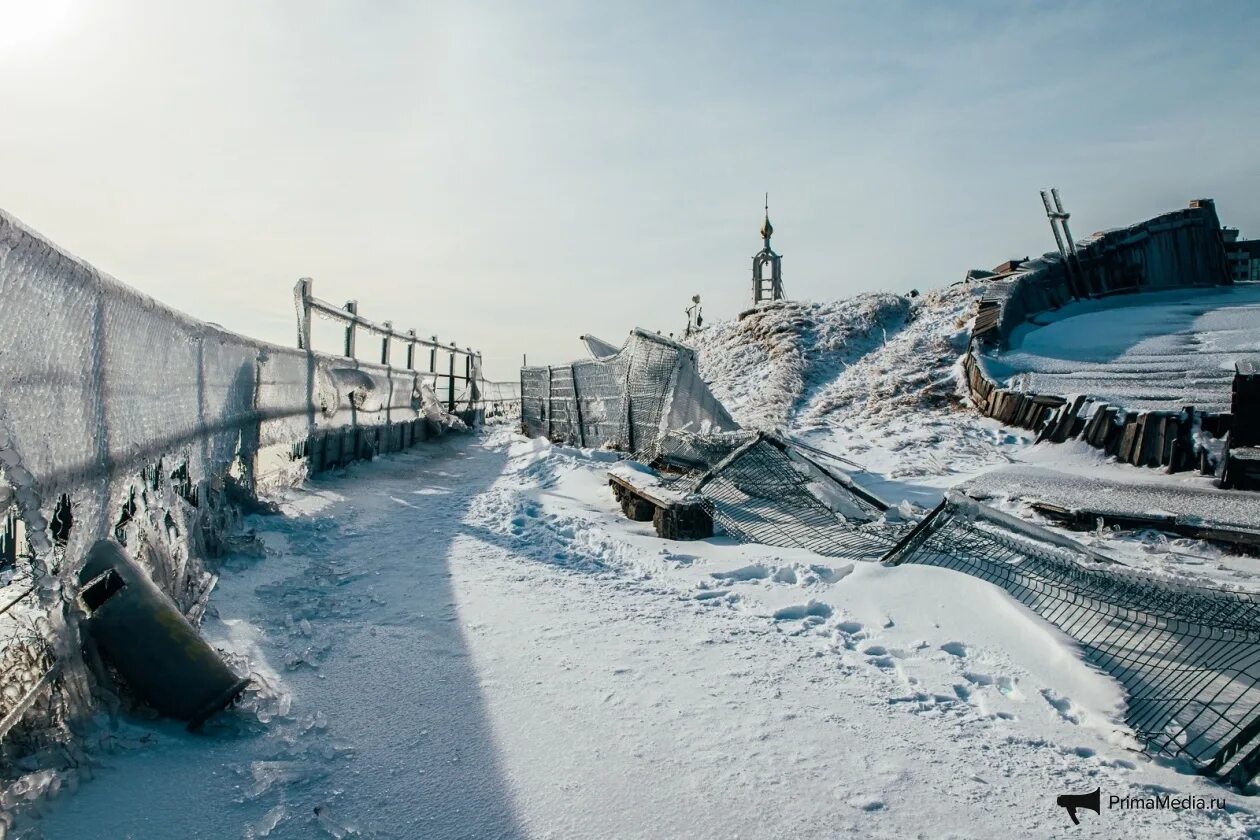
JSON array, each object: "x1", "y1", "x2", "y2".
[
  {"x1": 621, "y1": 333, "x2": 684, "y2": 458},
  {"x1": 520, "y1": 367, "x2": 549, "y2": 439},
  {"x1": 547, "y1": 366, "x2": 577, "y2": 445},
  {"x1": 689, "y1": 434, "x2": 896, "y2": 559},
  {"x1": 519, "y1": 329, "x2": 737, "y2": 459},
  {"x1": 884, "y1": 493, "x2": 1260, "y2": 787},
  {"x1": 572, "y1": 359, "x2": 627, "y2": 449},
  {"x1": 656, "y1": 429, "x2": 751, "y2": 472}
]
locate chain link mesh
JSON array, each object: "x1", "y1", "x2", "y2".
[
  {"x1": 683, "y1": 435, "x2": 896, "y2": 559},
  {"x1": 520, "y1": 329, "x2": 739, "y2": 459},
  {"x1": 884, "y1": 494, "x2": 1260, "y2": 787}
]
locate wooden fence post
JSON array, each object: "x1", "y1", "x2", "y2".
[
  {"x1": 381, "y1": 321, "x2": 392, "y2": 365},
  {"x1": 406, "y1": 330, "x2": 416, "y2": 370},
  {"x1": 448, "y1": 344, "x2": 457, "y2": 411},
  {"x1": 1234, "y1": 360, "x2": 1260, "y2": 447},
  {"x1": 571, "y1": 363, "x2": 586, "y2": 446},
  {"x1": 294, "y1": 278, "x2": 313, "y2": 350},
  {"x1": 344, "y1": 300, "x2": 358, "y2": 358}
]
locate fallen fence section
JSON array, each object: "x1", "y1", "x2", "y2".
[
  {"x1": 606, "y1": 429, "x2": 900, "y2": 559},
  {"x1": 884, "y1": 492, "x2": 1260, "y2": 788},
  {"x1": 677, "y1": 431, "x2": 897, "y2": 560}
]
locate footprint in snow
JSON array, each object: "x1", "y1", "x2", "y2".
[
  {"x1": 773, "y1": 601, "x2": 833, "y2": 621},
  {"x1": 809, "y1": 563, "x2": 853, "y2": 584},
  {"x1": 1040, "y1": 688, "x2": 1082, "y2": 724},
  {"x1": 772, "y1": 566, "x2": 797, "y2": 584},
  {"x1": 710, "y1": 564, "x2": 770, "y2": 582}
]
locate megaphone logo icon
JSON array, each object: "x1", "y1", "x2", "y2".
[{"x1": 1056, "y1": 787, "x2": 1101, "y2": 825}]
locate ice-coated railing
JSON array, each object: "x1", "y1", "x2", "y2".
[{"x1": 0, "y1": 206, "x2": 489, "y2": 741}]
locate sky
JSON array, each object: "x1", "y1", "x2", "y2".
[{"x1": 2, "y1": 0, "x2": 1259, "y2": 377}]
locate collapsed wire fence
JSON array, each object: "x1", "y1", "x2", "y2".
[
  {"x1": 521, "y1": 327, "x2": 1260, "y2": 788},
  {"x1": 522, "y1": 330, "x2": 902, "y2": 558},
  {"x1": 884, "y1": 493, "x2": 1260, "y2": 788},
  {"x1": 671, "y1": 432, "x2": 898, "y2": 560}
]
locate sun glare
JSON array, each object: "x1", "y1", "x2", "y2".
[{"x1": 0, "y1": 0, "x2": 77, "y2": 61}]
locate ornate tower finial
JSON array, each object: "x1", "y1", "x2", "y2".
[{"x1": 752, "y1": 193, "x2": 784, "y2": 306}]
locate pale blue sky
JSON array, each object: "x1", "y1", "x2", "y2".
[{"x1": 3, "y1": 1, "x2": 1258, "y2": 376}]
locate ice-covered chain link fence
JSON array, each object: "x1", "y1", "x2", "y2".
[{"x1": 884, "y1": 495, "x2": 1260, "y2": 787}]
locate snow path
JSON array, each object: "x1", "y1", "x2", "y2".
[{"x1": 27, "y1": 430, "x2": 1260, "y2": 838}]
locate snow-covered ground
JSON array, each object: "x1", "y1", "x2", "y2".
[
  {"x1": 12, "y1": 274, "x2": 1260, "y2": 838},
  {"x1": 17, "y1": 429, "x2": 1259, "y2": 838},
  {"x1": 981, "y1": 284, "x2": 1260, "y2": 412}
]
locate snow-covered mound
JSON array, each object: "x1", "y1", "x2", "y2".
[
  {"x1": 690, "y1": 284, "x2": 983, "y2": 432},
  {"x1": 797, "y1": 283, "x2": 982, "y2": 427},
  {"x1": 688, "y1": 294, "x2": 911, "y2": 429}
]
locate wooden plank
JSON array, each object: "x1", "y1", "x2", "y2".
[
  {"x1": 1082, "y1": 406, "x2": 1106, "y2": 445},
  {"x1": 1119, "y1": 418, "x2": 1140, "y2": 463},
  {"x1": 1130, "y1": 414, "x2": 1149, "y2": 465},
  {"x1": 1054, "y1": 395, "x2": 1088, "y2": 443},
  {"x1": 1149, "y1": 414, "x2": 1169, "y2": 465},
  {"x1": 1105, "y1": 413, "x2": 1129, "y2": 456},
  {"x1": 1234, "y1": 360, "x2": 1260, "y2": 447}
]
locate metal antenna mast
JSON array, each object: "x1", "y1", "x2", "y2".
[{"x1": 1041, "y1": 188, "x2": 1084, "y2": 299}]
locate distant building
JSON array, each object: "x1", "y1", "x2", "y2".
[
  {"x1": 1224, "y1": 227, "x2": 1260, "y2": 283},
  {"x1": 752, "y1": 196, "x2": 785, "y2": 305}
]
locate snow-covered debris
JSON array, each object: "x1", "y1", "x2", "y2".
[{"x1": 965, "y1": 465, "x2": 1260, "y2": 535}]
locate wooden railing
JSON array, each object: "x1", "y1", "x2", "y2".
[{"x1": 294, "y1": 278, "x2": 481, "y2": 411}]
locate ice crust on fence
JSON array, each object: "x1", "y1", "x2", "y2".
[
  {"x1": 0, "y1": 207, "x2": 441, "y2": 513},
  {"x1": 521, "y1": 328, "x2": 739, "y2": 460},
  {"x1": 0, "y1": 206, "x2": 466, "y2": 743}
]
